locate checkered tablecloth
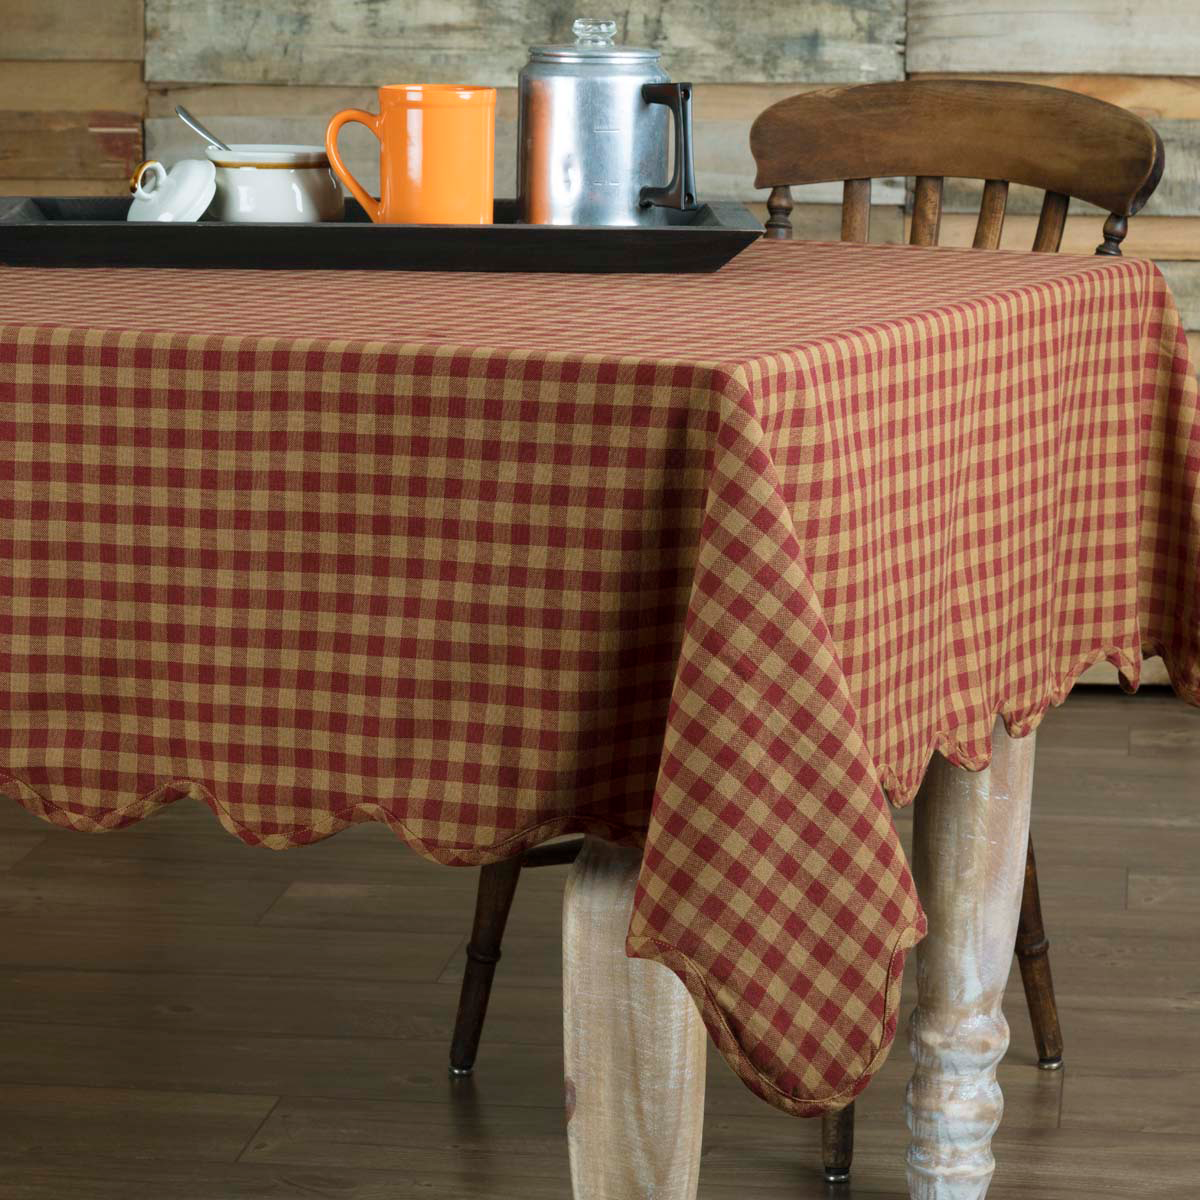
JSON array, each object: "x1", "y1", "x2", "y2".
[{"x1": 2, "y1": 240, "x2": 1197, "y2": 1116}]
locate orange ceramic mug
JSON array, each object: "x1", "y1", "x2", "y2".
[{"x1": 325, "y1": 85, "x2": 495, "y2": 225}]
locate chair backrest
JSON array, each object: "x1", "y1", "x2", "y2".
[{"x1": 749, "y1": 79, "x2": 1165, "y2": 256}]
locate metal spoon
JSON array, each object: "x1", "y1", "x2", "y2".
[{"x1": 175, "y1": 105, "x2": 231, "y2": 152}]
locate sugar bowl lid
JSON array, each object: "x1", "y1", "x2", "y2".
[
  {"x1": 126, "y1": 159, "x2": 216, "y2": 223},
  {"x1": 529, "y1": 18, "x2": 660, "y2": 64}
]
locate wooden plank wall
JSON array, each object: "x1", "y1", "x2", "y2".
[
  {"x1": 144, "y1": 1, "x2": 906, "y2": 88},
  {"x1": 0, "y1": 1, "x2": 144, "y2": 195},
  {"x1": 0, "y1": 0, "x2": 1196, "y2": 340}
]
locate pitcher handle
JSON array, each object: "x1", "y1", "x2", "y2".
[
  {"x1": 639, "y1": 83, "x2": 697, "y2": 212},
  {"x1": 325, "y1": 109, "x2": 382, "y2": 222}
]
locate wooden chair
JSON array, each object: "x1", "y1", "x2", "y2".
[
  {"x1": 751, "y1": 78, "x2": 1163, "y2": 255},
  {"x1": 450, "y1": 78, "x2": 1163, "y2": 1185}
]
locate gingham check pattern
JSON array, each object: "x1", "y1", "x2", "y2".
[{"x1": 1, "y1": 241, "x2": 1197, "y2": 1116}]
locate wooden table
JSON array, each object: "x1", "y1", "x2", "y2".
[{"x1": 1, "y1": 243, "x2": 1196, "y2": 1200}]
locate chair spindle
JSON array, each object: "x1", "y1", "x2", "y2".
[
  {"x1": 910, "y1": 176, "x2": 944, "y2": 246},
  {"x1": 841, "y1": 179, "x2": 872, "y2": 243},
  {"x1": 1014, "y1": 835, "x2": 1064, "y2": 1068},
  {"x1": 973, "y1": 179, "x2": 1010, "y2": 249},
  {"x1": 765, "y1": 185, "x2": 795, "y2": 240},
  {"x1": 1096, "y1": 213, "x2": 1128, "y2": 256},
  {"x1": 1033, "y1": 191, "x2": 1070, "y2": 253},
  {"x1": 449, "y1": 856, "x2": 524, "y2": 1074}
]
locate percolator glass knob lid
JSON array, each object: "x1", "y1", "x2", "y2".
[
  {"x1": 526, "y1": 16, "x2": 658, "y2": 61},
  {"x1": 573, "y1": 18, "x2": 617, "y2": 45}
]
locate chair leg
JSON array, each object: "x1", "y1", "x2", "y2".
[
  {"x1": 449, "y1": 856, "x2": 524, "y2": 1074},
  {"x1": 821, "y1": 1103, "x2": 854, "y2": 1183},
  {"x1": 1014, "y1": 834, "x2": 1064, "y2": 1069}
]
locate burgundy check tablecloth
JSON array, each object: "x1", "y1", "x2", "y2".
[{"x1": 2, "y1": 241, "x2": 1198, "y2": 1116}]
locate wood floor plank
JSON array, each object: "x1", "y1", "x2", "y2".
[
  {"x1": 0, "y1": 1020, "x2": 568, "y2": 1107},
  {"x1": 1028, "y1": 761, "x2": 1200, "y2": 825},
  {"x1": 241, "y1": 1094, "x2": 571, "y2": 1168},
  {"x1": 1034, "y1": 696, "x2": 1135, "y2": 753},
  {"x1": 0, "y1": 875, "x2": 285, "y2": 927},
  {"x1": 0, "y1": 1159, "x2": 577, "y2": 1199},
  {"x1": 239, "y1": 1064, "x2": 1058, "y2": 1174},
  {"x1": 0, "y1": 833, "x2": 45, "y2": 870},
  {"x1": 1, "y1": 1144, "x2": 1188, "y2": 1200},
  {"x1": 994, "y1": 919, "x2": 1200, "y2": 1013},
  {"x1": 1042, "y1": 687, "x2": 1186, "y2": 725},
  {"x1": 1129, "y1": 725, "x2": 1200, "y2": 759},
  {"x1": 0, "y1": 1018, "x2": 864, "y2": 1120},
  {"x1": 1127, "y1": 872, "x2": 1200, "y2": 913},
  {"x1": 1021, "y1": 1006, "x2": 1200, "y2": 1076},
  {"x1": 0, "y1": 970, "x2": 560, "y2": 1044},
  {"x1": 0, "y1": 1084, "x2": 277, "y2": 1164},
  {"x1": 258, "y1": 878, "x2": 562, "y2": 935},
  {"x1": 1012, "y1": 819, "x2": 1200, "y2": 873},
  {"x1": 1059, "y1": 1068, "x2": 1199, "y2": 1136},
  {"x1": 992, "y1": 862, "x2": 1126, "y2": 914},
  {"x1": 0, "y1": 919, "x2": 462, "y2": 983},
  {"x1": 704, "y1": 1127, "x2": 1200, "y2": 1198}
]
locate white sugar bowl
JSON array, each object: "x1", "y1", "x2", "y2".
[{"x1": 205, "y1": 144, "x2": 344, "y2": 223}]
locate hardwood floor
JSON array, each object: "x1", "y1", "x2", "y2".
[{"x1": 0, "y1": 686, "x2": 1196, "y2": 1198}]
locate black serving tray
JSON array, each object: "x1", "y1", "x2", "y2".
[{"x1": 0, "y1": 196, "x2": 761, "y2": 274}]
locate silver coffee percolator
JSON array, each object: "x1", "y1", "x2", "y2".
[{"x1": 517, "y1": 18, "x2": 697, "y2": 227}]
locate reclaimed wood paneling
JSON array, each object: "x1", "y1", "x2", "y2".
[
  {"x1": 907, "y1": 1, "x2": 1200, "y2": 77},
  {"x1": 144, "y1": 82, "x2": 907, "y2": 204},
  {"x1": 910, "y1": 73, "x2": 1200, "y2": 120},
  {"x1": 937, "y1": 119, "x2": 1200, "y2": 217},
  {"x1": 749, "y1": 203, "x2": 905, "y2": 243},
  {"x1": 144, "y1": 0, "x2": 905, "y2": 88},
  {"x1": 0, "y1": 179, "x2": 128, "y2": 198},
  {"x1": 1158, "y1": 262, "x2": 1200, "y2": 329},
  {"x1": 0, "y1": 111, "x2": 140, "y2": 180},
  {"x1": 915, "y1": 214, "x2": 1200, "y2": 259},
  {"x1": 0, "y1": 62, "x2": 145, "y2": 113},
  {"x1": 0, "y1": 63, "x2": 144, "y2": 184},
  {"x1": 6, "y1": 0, "x2": 143, "y2": 61}
]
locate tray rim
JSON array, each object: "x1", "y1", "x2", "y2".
[
  {"x1": 0, "y1": 196, "x2": 763, "y2": 275},
  {"x1": 1, "y1": 196, "x2": 763, "y2": 235}
]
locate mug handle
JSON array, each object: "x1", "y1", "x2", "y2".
[{"x1": 325, "y1": 109, "x2": 382, "y2": 222}]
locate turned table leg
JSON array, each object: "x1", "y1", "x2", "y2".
[
  {"x1": 563, "y1": 836, "x2": 707, "y2": 1200},
  {"x1": 906, "y1": 721, "x2": 1036, "y2": 1200}
]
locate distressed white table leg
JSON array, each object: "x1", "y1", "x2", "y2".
[
  {"x1": 563, "y1": 836, "x2": 706, "y2": 1200},
  {"x1": 906, "y1": 721, "x2": 1036, "y2": 1200}
]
